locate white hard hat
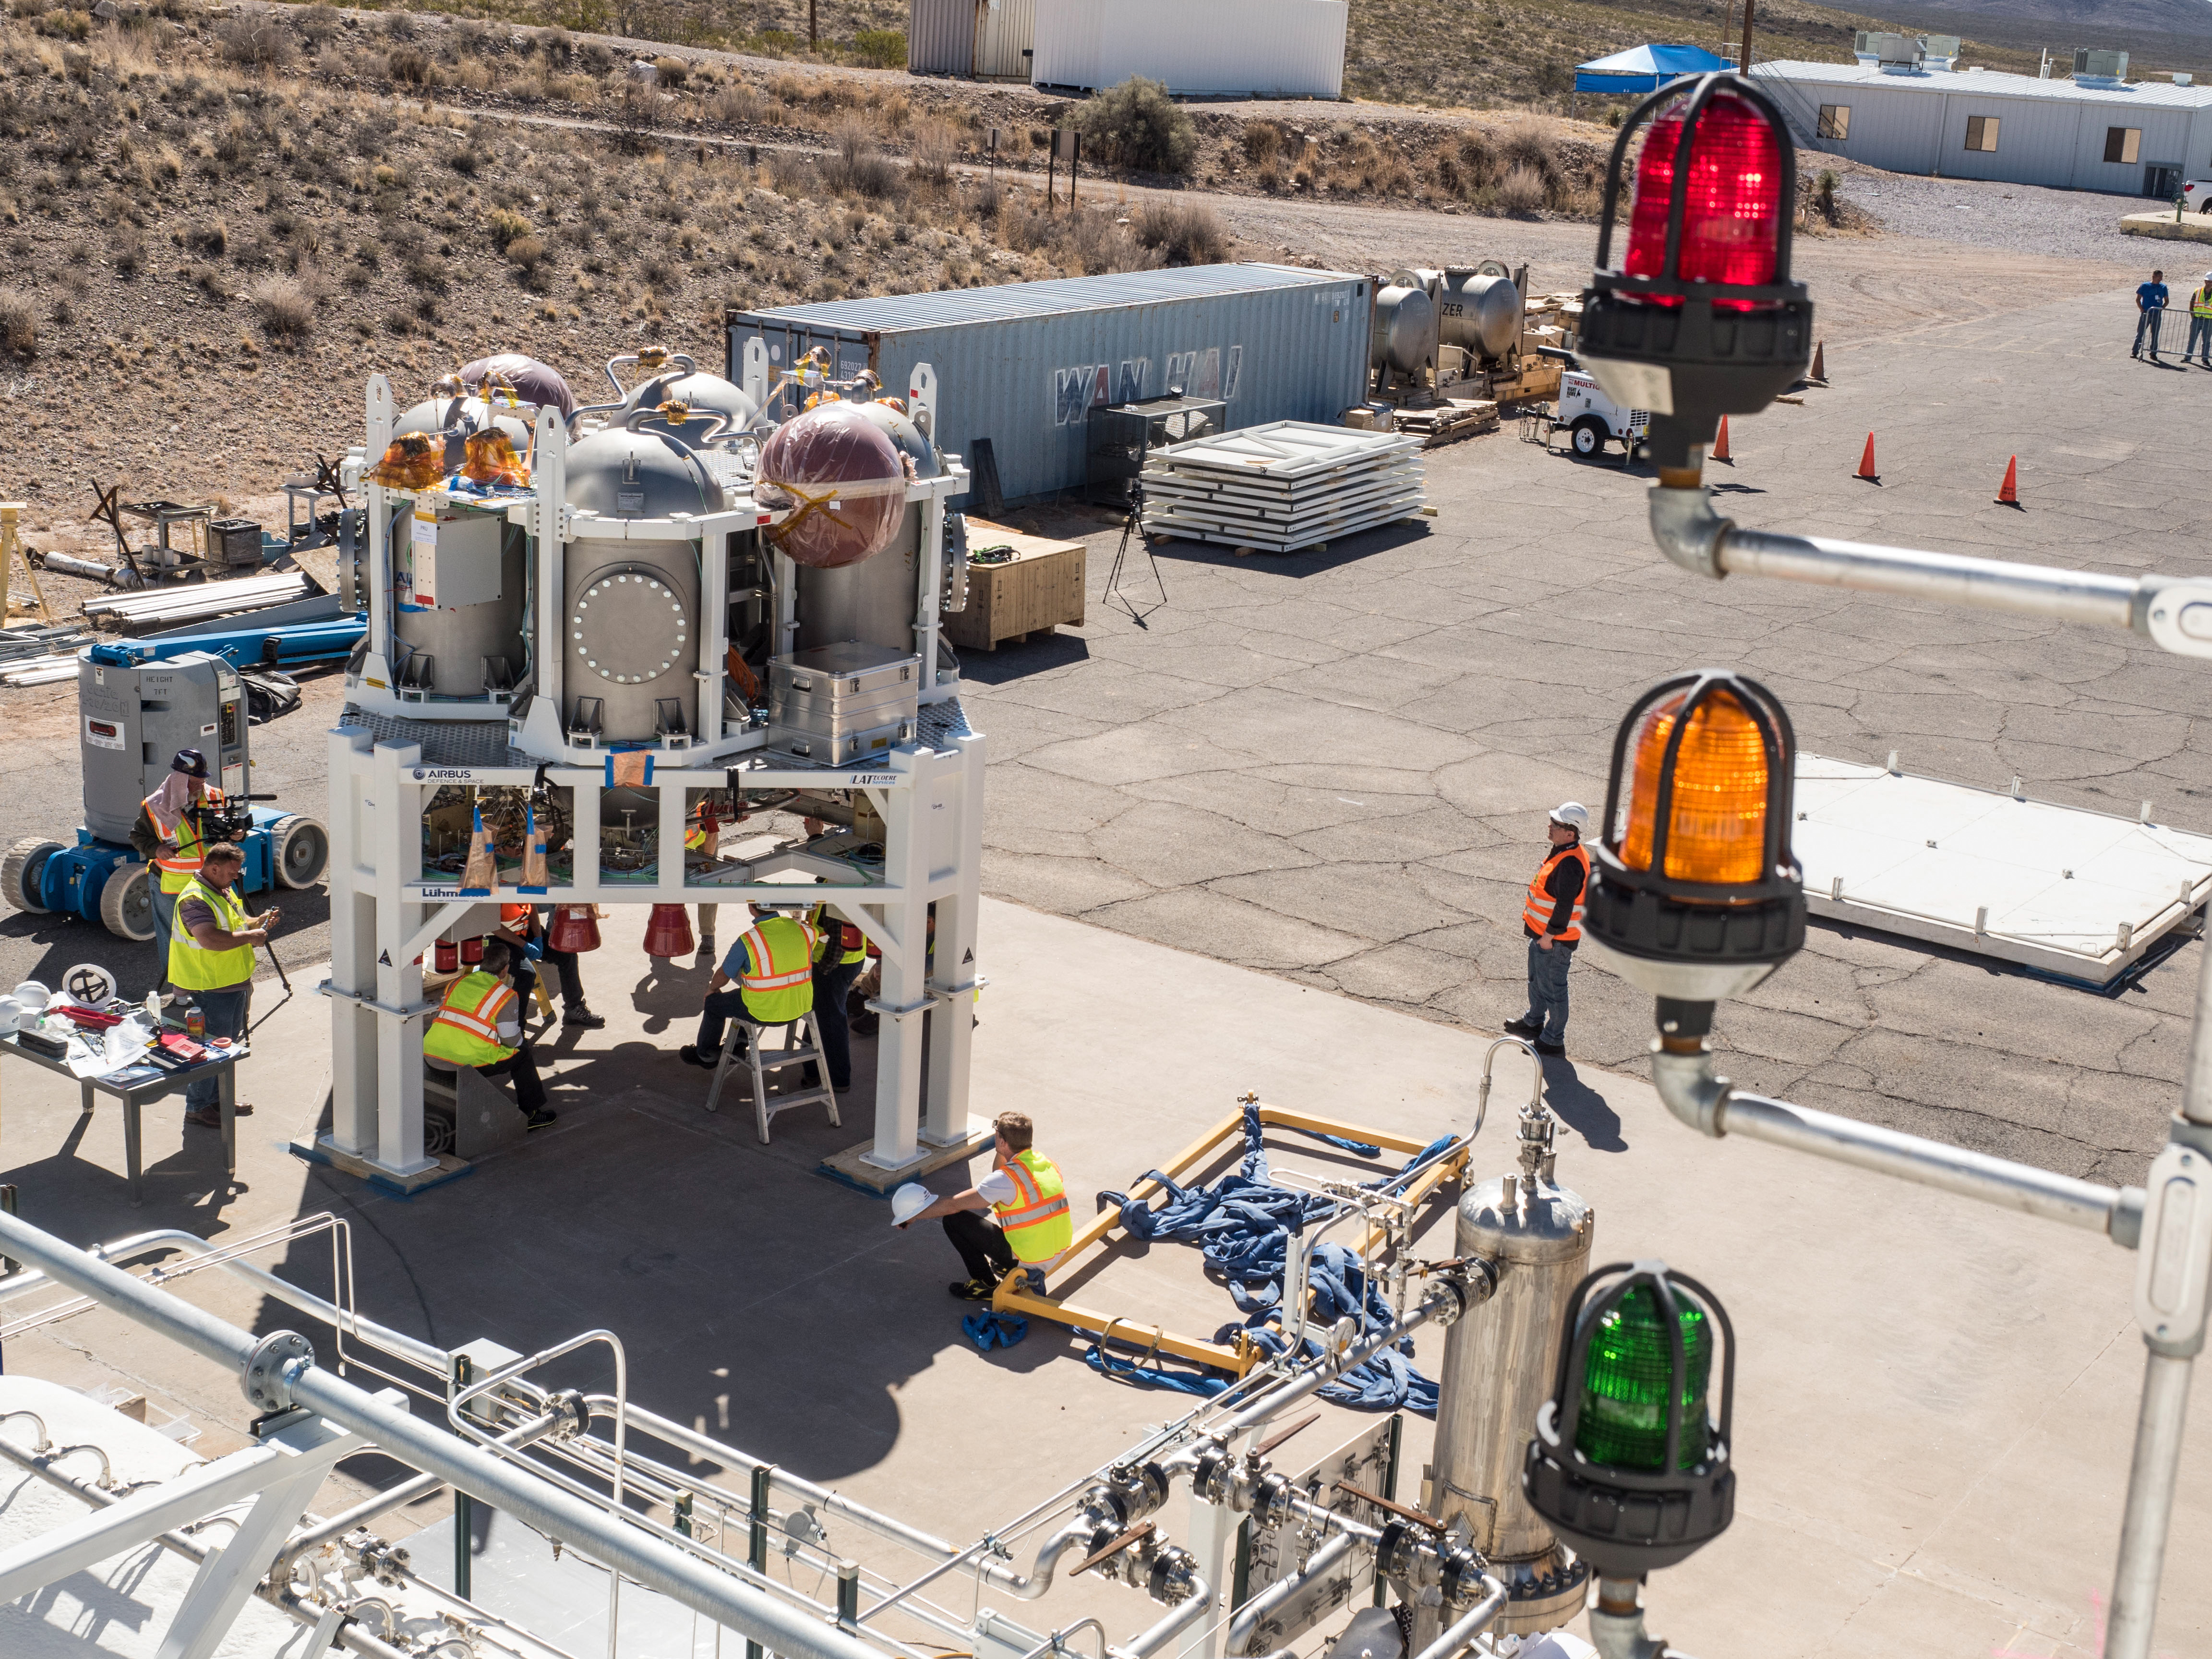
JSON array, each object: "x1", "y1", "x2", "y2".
[
  {"x1": 1549, "y1": 801, "x2": 1590, "y2": 831},
  {"x1": 12, "y1": 981, "x2": 48, "y2": 1010},
  {"x1": 61, "y1": 963, "x2": 116, "y2": 1007},
  {"x1": 890, "y1": 1183, "x2": 934, "y2": 1226}
]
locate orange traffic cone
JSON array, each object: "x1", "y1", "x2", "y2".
[
  {"x1": 1810, "y1": 340, "x2": 1827, "y2": 383},
  {"x1": 1996, "y1": 455, "x2": 2021, "y2": 507},
  {"x1": 1854, "y1": 432, "x2": 1879, "y2": 483},
  {"x1": 1712, "y1": 416, "x2": 1733, "y2": 464}
]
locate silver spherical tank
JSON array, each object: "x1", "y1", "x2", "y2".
[
  {"x1": 797, "y1": 399, "x2": 935, "y2": 657},
  {"x1": 1419, "y1": 1149, "x2": 1594, "y2": 1640},
  {"x1": 561, "y1": 417, "x2": 723, "y2": 742},
  {"x1": 625, "y1": 367, "x2": 760, "y2": 443}
]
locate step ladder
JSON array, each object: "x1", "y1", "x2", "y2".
[{"x1": 704, "y1": 1012, "x2": 839, "y2": 1143}]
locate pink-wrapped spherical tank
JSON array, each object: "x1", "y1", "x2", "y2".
[{"x1": 756, "y1": 401, "x2": 912, "y2": 570}]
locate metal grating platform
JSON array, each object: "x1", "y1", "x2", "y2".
[
  {"x1": 918, "y1": 696, "x2": 974, "y2": 749},
  {"x1": 1794, "y1": 755, "x2": 2212, "y2": 985},
  {"x1": 338, "y1": 712, "x2": 533, "y2": 769}
]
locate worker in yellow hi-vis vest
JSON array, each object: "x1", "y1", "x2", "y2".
[
  {"x1": 2188, "y1": 271, "x2": 2212, "y2": 368},
  {"x1": 900, "y1": 1112, "x2": 1071, "y2": 1301},
  {"x1": 677, "y1": 903, "x2": 818, "y2": 1070}
]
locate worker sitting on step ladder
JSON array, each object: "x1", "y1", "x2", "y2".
[
  {"x1": 678, "y1": 902, "x2": 818, "y2": 1070},
  {"x1": 899, "y1": 1112, "x2": 1072, "y2": 1302},
  {"x1": 423, "y1": 938, "x2": 558, "y2": 1130}
]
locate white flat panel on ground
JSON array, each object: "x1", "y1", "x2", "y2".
[{"x1": 1796, "y1": 755, "x2": 2212, "y2": 983}]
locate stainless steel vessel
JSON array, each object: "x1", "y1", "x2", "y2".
[
  {"x1": 1419, "y1": 1102, "x2": 1594, "y2": 1641},
  {"x1": 560, "y1": 412, "x2": 724, "y2": 742},
  {"x1": 796, "y1": 399, "x2": 937, "y2": 656},
  {"x1": 394, "y1": 505, "x2": 528, "y2": 698}
]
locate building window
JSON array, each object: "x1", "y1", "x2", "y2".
[
  {"x1": 1817, "y1": 105, "x2": 1851, "y2": 140},
  {"x1": 1964, "y1": 115, "x2": 2000, "y2": 153},
  {"x1": 2106, "y1": 127, "x2": 2142, "y2": 164}
]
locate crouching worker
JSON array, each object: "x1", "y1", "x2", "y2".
[
  {"x1": 899, "y1": 1112, "x2": 1070, "y2": 1301},
  {"x1": 424, "y1": 938, "x2": 557, "y2": 1130}
]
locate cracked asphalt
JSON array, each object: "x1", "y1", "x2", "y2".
[{"x1": 972, "y1": 276, "x2": 2212, "y2": 1190}]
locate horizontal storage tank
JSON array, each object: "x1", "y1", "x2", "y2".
[
  {"x1": 730, "y1": 264, "x2": 1370, "y2": 507},
  {"x1": 1029, "y1": 0, "x2": 1346, "y2": 96}
]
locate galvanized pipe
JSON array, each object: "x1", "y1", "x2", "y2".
[
  {"x1": 1648, "y1": 1048, "x2": 2142, "y2": 1243},
  {"x1": 2104, "y1": 1352, "x2": 2196, "y2": 1659},
  {"x1": 1223, "y1": 1533, "x2": 1354, "y2": 1657},
  {"x1": 1407, "y1": 1576, "x2": 1508, "y2": 1659}
]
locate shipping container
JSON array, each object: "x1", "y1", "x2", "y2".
[
  {"x1": 1759, "y1": 59, "x2": 2212, "y2": 195},
  {"x1": 1029, "y1": 0, "x2": 1346, "y2": 97},
  {"x1": 728, "y1": 264, "x2": 1373, "y2": 506},
  {"x1": 908, "y1": 0, "x2": 1035, "y2": 78}
]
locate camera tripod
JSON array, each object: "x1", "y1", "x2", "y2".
[{"x1": 1103, "y1": 479, "x2": 1167, "y2": 626}]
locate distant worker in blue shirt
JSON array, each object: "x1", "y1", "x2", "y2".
[{"x1": 2135, "y1": 269, "x2": 2169, "y2": 361}]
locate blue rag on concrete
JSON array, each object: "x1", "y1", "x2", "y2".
[
  {"x1": 1091, "y1": 1101, "x2": 1457, "y2": 1413},
  {"x1": 962, "y1": 1310, "x2": 1028, "y2": 1352}
]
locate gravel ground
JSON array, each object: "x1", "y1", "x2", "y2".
[{"x1": 1829, "y1": 163, "x2": 2170, "y2": 267}]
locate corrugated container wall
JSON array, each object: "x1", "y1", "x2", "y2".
[
  {"x1": 1030, "y1": 0, "x2": 1346, "y2": 97},
  {"x1": 974, "y1": 0, "x2": 1035, "y2": 79},
  {"x1": 730, "y1": 264, "x2": 1371, "y2": 505},
  {"x1": 908, "y1": 0, "x2": 971, "y2": 75}
]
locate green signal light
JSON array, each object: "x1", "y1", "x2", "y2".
[{"x1": 1575, "y1": 1283, "x2": 1713, "y2": 1471}]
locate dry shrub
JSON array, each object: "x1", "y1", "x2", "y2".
[
  {"x1": 822, "y1": 121, "x2": 895, "y2": 199},
  {"x1": 1495, "y1": 164, "x2": 1546, "y2": 216},
  {"x1": 186, "y1": 216, "x2": 226, "y2": 254},
  {"x1": 504, "y1": 233, "x2": 546, "y2": 271},
  {"x1": 250, "y1": 273, "x2": 314, "y2": 338},
  {"x1": 653, "y1": 55, "x2": 687, "y2": 89},
  {"x1": 0, "y1": 288, "x2": 35, "y2": 356},
  {"x1": 909, "y1": 119, "x2": 956, "y2": 191},
  {"x1": 852, "y1": 28, "x2": 904, "y2": 69},
  {"x1": 1454, "y1": 130, "x2": 1495, "y2": 189},
  {"x1": 1133, "y1": 198, "x2": 1227, "y2": 267},
  {"x1": 1499, "y1": 121, "x2": 1558, "y2": 184},
  {"x1": 1242, "y1": 122, "x2": 1282, "y2": 164},
  {"x1": 216, "y1": 12, "x2": 295, "y2": 71},
  {"x1": 710, "y1": 81, "x2": 762, "y2": 124},
  {"x1": 486, "y1": 206, "x2": 534, "y2": 251},
  {"x1": 1077, "y1": 76, "x2": 1196, "y2": 175},
  {"x1": 389, "y1": 46, "x2": 433, "y2": 87}
]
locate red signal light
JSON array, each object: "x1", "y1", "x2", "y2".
[{"x1": 1624, "y1": 91, "x2": 1783, "y2": 302}]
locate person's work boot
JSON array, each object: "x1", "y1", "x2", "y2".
[
  {"x1": 1503, "y1": 1017, "x2": 1540, "y2": 1039},
  {"x1": 1535, "y1": 1039, "x2": 1566, "y2": 1058},
  {"x1": 186, "y1": 1104, "x2": 252, "y2": 1126},
  {"x1": 563, "y1": 1005, "x2": 607, "y2": 1030},
  {"x1": 678, "y1": 1045, "x2": 717, "y2": 1070},
  {"x1": 949, "y1": 1277, "x2": 998, "y2": 1301},
  {"x1": 525, "y1": 1106, "x2": 559, "y2": 1130}
]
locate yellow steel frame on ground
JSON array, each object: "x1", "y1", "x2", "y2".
[{"x1": 992, "y1": 1098, "x2": 1471, "y2": 1376}]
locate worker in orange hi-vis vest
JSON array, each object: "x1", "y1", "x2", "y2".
[{"x1": 1504, "y1": 802, "x2": 1591, "y2": 1059}]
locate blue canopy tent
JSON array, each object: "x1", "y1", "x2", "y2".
[{"x1": 1574, "y1": 44, "x2": 1731, "y2": 94}]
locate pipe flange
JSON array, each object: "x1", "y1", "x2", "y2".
[
  {"x1": 1148, "y1": 1545, "x2": 1199, "y2": 1606},
  {"x1": 549, "y1": 1389, "x2": 589, "y2": 1440},
  {"x1": 243, "y1": 1330, "x2": 314, "y2": 1415}
]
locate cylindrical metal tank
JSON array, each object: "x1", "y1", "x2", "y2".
[
  {"x1": 395, "y1": 394, "x2": 534, "y2": 477},
  {"x1": 1434, "y1": 268, "x2": 1522, "y2": 361},
  {"x1": 561, "y1": 415, "x2": 723, "y2": 742},
  {"x1": 1370, "y1": 284, "x2": 1436, "y2": 376},
  {"x1": 798, "y1": 399, "x2": 935, "y2": 656},
  {"x1": 1419, "y1": 1167, "x2": 1594, "y2": 1641},
  {"x1": 394, "y1": 504, "x2": 529, "y2": 699}
]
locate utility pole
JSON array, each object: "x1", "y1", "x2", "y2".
[
  {"x1": 808, "y1": 0, "x2": 817, "y2": 50},
  {"x1": 1739, "y1": 0, "x2": 1755, "y2": 73}
]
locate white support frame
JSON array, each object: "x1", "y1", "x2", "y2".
[{"x1": 326, "y1": 370, "x2": 987, "y2": 1184}]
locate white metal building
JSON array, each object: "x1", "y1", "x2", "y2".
[
  {"x1": 1028, "y1": 0, "x2": 1347, "y2": 97},
  {"x1": 1755, "y1": 58, "x2": 2212, "y2": 196}
]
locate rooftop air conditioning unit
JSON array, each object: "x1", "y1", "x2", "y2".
[
  {"x1": 1919, "y1": 35, "x2": 1961, "y2": 70},
  {"x1": 2074, "y1": 48, "x2": 2129, "y2": 83}
]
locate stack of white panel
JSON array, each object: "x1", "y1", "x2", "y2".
[{"x1": 1141, "y1": 421, "x2": 1424, "y2": 553}]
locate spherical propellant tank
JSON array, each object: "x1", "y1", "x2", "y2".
[
  {"x1": 559, "y1": 412, "x2": 724, "y2": 743},
  {"x1": 1418, "y1": 1165, "x2": 1594, "y2": 1641},
  {"x1": 1370, "y1": 283, "x2": 1437, "y2": 377},
  {"x1": 757, "y1": 400, "x2": 909, "y2": 571},
  {"x1": 625, "y1": 365, "x2": 761, "y2": 444},
  {"x1": 798, "y1": 399, "x2": 936, "y2": 657},
  {"x1": 395, "y1": 394, "x2": 535, "y2": 477}
]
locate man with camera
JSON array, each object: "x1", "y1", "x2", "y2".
[
  {"x1": 168, "y1": 840, "x2": 276, "y2": 1129},
  {"x1": 131, "y1": 748, "x2": 219, "y2": 1002}
]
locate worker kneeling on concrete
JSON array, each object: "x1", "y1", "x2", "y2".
[
  {"x1": 678, "y1": 902, "x2": 818, "y2": 1069},
  {"x1": 168, "y1": 840, "x2": 269, "y2": 1129},
  {"x1": 898, "y1": 1112, "x2": 1071, "y2": 1301},
  {"x1": 423, "y1": 938, "x2": 558, "y2": 1130}
]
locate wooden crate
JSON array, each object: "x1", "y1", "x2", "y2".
[{"x1": 943, "y1": 519, "x2": 1085, "y2": 652}]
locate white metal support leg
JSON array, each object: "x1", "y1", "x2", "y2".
[
  {"x1": 863, "y1": 749, "x2": 930, "y2": 1171},
  {"x1": 156, "y1": 1414, "x2": 362, "y2": 1659},
  {"x1": 924, "y1": 733, "x2": 986, "y2": 1146},
  {"x1": 1183, "y1": 1426, "x2": 1253, "y2": 1659},
  {"x1": 325, "y1": 726, "x2": 377, "y2": 1157},
  {"x1": 369, "y1": 741, "x2": 433, "y2": 1179}
]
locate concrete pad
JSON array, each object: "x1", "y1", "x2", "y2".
[
  {"x1": 2, "y1": 891, "x2": 2207, "y2": 1659},
  {"x1": 2120, "y1": 212, "x2": 2212, "y2": 241}
]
